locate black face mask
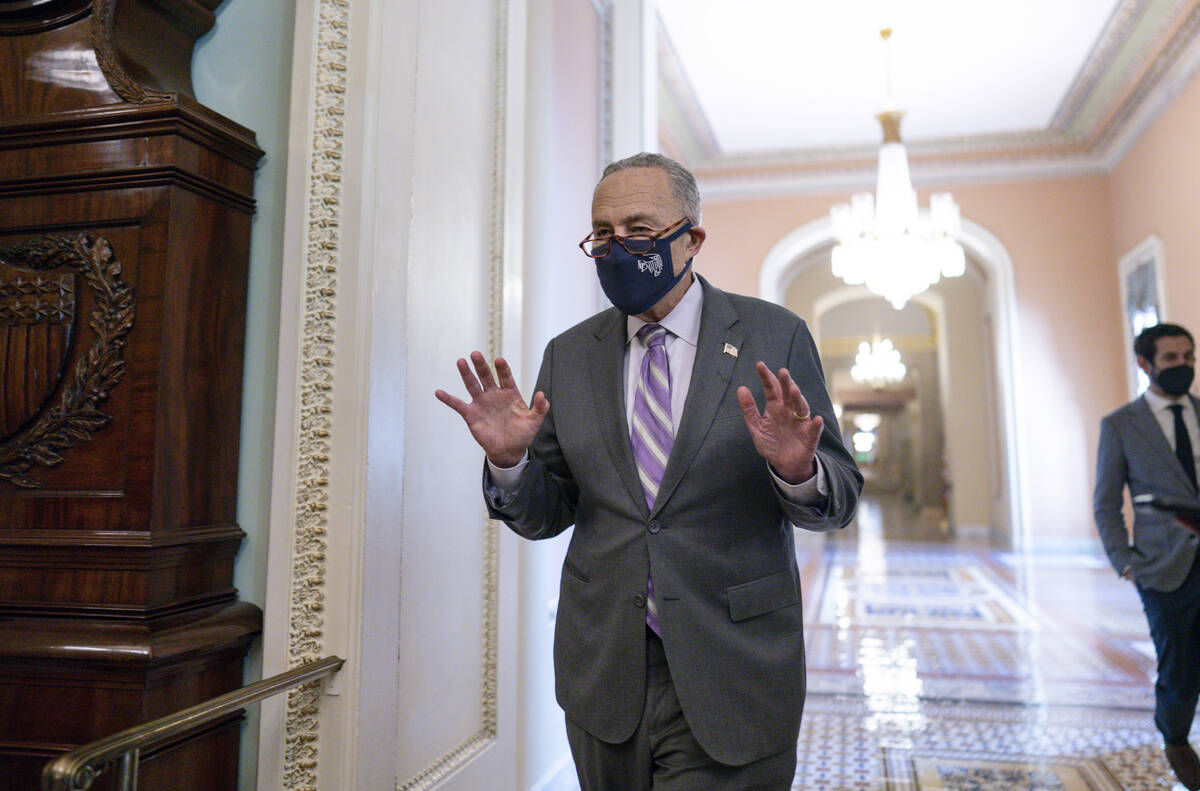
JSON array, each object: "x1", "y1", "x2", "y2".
[{"x1": 1154, "y1": 364, "x2": 1195, "y2": 397}]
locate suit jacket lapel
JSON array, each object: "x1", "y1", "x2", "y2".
[
  {"x1": 1189, "y1": 395, "x2": 1200, "y2": 491},
  {"x1": 1129, "y1": 396, "x2": 1194, "y2": 492},
  {"x1": 651, "y1": 277, "x2": 743, "y2": 518},
  {"x1": 590, "y1": 310, "x2": 649, "y2": 514}
]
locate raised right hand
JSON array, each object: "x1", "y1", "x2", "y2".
[{"x1": 435, "y1": 351, "x2": 549, "y2": 467}]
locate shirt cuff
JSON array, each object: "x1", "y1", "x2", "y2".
[
  {"x1": 486, "y1": 452, "x2": 530, "y2": 492},
  {"x1": 769, "y1": 455, "x2": 828, "y2": 504}
]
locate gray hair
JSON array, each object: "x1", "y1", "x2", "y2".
[{"x1": 599, "y1": 152, "x2": 702, "y2": 224}]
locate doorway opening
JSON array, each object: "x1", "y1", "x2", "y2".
[{"x1": 760, "y1": 216, "x2": 1024, "y2": 548}]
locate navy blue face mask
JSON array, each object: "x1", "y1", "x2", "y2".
[{"x1": 593, "y1": 222, "x2": 694, "y2": 315}]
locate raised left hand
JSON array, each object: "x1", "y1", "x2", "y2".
[{"x1": 737, "y1": 362, "x2": 824, "y2": 484}]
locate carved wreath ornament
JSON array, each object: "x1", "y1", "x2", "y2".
[{"x1": 0, "y1": 235, "x2": 134, "y2": 488}]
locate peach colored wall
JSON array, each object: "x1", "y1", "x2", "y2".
[
  {"x1": 696, "y1": 176, "x2": 1128, "y2": 545},
  {"x1": 1111, "y1": 69, "x2": 1200, "y2": 332}
]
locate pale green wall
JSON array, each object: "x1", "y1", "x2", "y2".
[{"x1": 193, "y1": 0, "x2": 296, "y2": 787}]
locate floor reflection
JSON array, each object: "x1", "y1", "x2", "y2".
[
  {"x1": 793, "y1": 492, "x2": 1178, "y2": 790},
  {"x1": 553, "y1": 492, "x2": 1183, "y2": 789}
]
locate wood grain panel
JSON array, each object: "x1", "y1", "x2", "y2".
[{"x1": 0, "y1": 2, "x2": 263, "y2": 788}]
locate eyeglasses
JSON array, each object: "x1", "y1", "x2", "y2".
[{"x1": 579, "y1": 218, "x2": 689, "y2": 259}]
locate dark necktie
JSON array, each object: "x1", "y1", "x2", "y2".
[{"x1": 1169, "y1": 404, "x2": 1197, "y2": 491}]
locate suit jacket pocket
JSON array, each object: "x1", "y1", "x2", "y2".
[
  {"x1": 563, "y1": 556, "x2": 590, "y2": 584},
  {"x1": 726, "y1": 569, "x2": 798, "y2": 622},
  {"x1": 1132, "y1": 516, "x2": 1173, "y2": 556}
]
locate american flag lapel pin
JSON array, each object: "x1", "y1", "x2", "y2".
[{"x1": 723, "y1": 342, "x2": 738, "y2": 358}]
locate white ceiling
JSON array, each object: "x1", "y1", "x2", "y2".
[{"x1": 656, "y1": 0, "x2": 1121, "y2": 153}]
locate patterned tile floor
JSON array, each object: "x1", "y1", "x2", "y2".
[
  {"x1": 790, "y1": 493, "x2": 1188, "y2": 790},
  {"x1": 556, "y1": 493, "x2": 1192, "y2": 789}
]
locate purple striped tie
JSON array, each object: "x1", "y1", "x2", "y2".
[{"x1": 631, "y1": 323, "x2": 672, "y2": 635}]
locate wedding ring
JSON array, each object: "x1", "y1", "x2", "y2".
[{"x1": 793, "y1": 410, "x2": 809, "y2": 421}]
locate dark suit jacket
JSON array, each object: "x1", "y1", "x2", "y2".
[
  {"x1": 486, "y1": 276, "x2": 861, "y2": 765},
  {"x1": 1094, "y1": 394, "x2": 1200, "y2": 592}
]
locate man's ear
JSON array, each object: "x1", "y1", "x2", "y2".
[
  {"x1": 685, "y1": 225, "x2": 706, "y2": 257},
  {"x1": 1136, "y1": 355, "x2": 1154, "y2": 376}
]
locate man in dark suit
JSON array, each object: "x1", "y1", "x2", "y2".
[
  {"x1": 1095, "y1": 322, "x2": 1200, "y2": 790},
  {"x1": 437, "y1": 152, "x2": 861, "y2": 790}
]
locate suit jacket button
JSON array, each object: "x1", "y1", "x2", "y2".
[
  {"x1": 633, "y1": 593, "x2": 646, "y2": 608},
  {"x1": 648, "y1": 520, "x2": 660, "y2": 534}
]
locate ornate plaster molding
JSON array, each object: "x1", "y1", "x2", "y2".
[
  {"x1": 1090, "y1": 0, "x2": 1200, "y2": 152},
  {"x1": 656, "y1": 14, "x2": 717, "y2": 162},
  {"x1": 1050, "y1": 0, "x2": 1157, "y2": 130},
  {"x1": 698, "y1": 154, "x2": 1109, "y2": 202},
  {"x1": 595, "y1": 0, "x2": 614, "y2": 165},
  {"x1": 280, "y1": 0, "x2": 349, "y2": 788}
]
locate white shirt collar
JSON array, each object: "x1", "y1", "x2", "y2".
[
  {"x1": 626, "y1": 275, "x2": 704, "y2": 348},
  {"x1": 1144, "y1": 387, "x2": 1189, "y2": 414}
]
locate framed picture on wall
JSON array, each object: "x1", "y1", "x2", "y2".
[{"x1": 1117, "y1": 234, "x2": 1168, "y2": 399}]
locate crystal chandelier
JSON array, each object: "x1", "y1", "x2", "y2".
[
  {"x1": 830, "y1": 29, "x2": 965, "y2": 309},
  {"x1": 850, "y1": 338, "x2": 906, "y2": 388}
]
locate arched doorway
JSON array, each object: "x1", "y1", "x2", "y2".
[{"x1": 758, "y1": 217, "x2": 1027, "y2": 549}]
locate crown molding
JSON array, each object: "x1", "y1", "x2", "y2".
[
  {"x1": 668, "y1": 0, "x2": 1200, "y2": 197},
  {"x1": 1051, "y1": 0, "x2": 1159, "y2": 129},
  {"x1": 699, "y1": 155, "x2": 1111, "y2": 201}
]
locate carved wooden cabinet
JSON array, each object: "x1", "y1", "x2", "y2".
[{"x1": 0, "y1": 1, "x2": 263, "y2": 788}]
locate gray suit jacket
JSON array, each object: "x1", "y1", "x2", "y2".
[
  {"x1": 486, "y1": 277, "x2": 861, "y2": 765},
  {"x1": 1094, "y1": 394, "x2": 1200, "y2": 591}
]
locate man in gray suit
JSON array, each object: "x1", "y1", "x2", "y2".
[
  {"x1": 1095, "y1": 322, "x2": 1200, "y2": 790},
  {"x1": 437, "y1": 153, "x2": 861, "y2": 789}
]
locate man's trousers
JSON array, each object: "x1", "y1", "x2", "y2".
[{"x1": 1138, "y1": 553, "x2": 1200, "y2": 745}]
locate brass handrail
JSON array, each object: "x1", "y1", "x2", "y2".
[{"x1": 41, "y1": 655, "x2": 345, "y2": 791}]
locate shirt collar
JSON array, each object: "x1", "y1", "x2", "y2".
[
  {"x1": 1144, "y1": 387, "x2": 1188, "y2": 413},
  {"x1": 626, "y1": 276, "x2": 704, "y2": 348}
]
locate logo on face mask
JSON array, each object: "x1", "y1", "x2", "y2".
[
  {"x1": 593, "y1": 221, "x2": 693, "y2": 315},
  {"x1": 637, "y1": 254, "x2": 664, "y2": 277}
]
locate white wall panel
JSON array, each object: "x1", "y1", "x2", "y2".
[
  {"x1": 263, "y1": 0, "x2": 523, "y2": 788},
  {"x1": 262, "y1": 0, "x2": 649, "y2": 787},
  {"x1": 397, "y1": 0, "x2": 499, "y2": 764},
  {"x1": 518, "y1": 0, "x2": 611, "y2": 785}
]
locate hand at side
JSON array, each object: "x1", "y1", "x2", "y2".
[
  {"x1": 736, "y1": 362, "x2": 824, "y2": 485},
  {"x1": 435, "y1": 351, "x2": 549, "y2": 467}
]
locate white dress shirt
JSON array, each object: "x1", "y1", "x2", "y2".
[
  {"x1": 489, "y1": 276, "x2": 827, "y2": 503},
  {"x1": 1144, "y1": 387, "x2": 1200, "y2": 470}
]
